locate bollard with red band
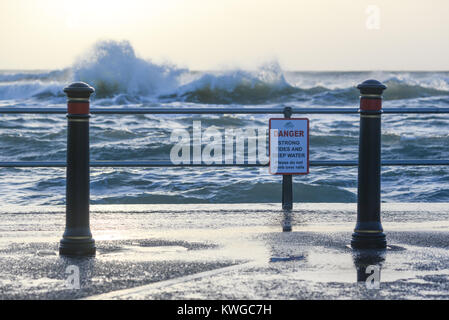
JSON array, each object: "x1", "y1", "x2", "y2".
[
  {"x1": 59, "y1": 82, "x2": 96, "y2": 256},
  {"x1": 351, "y1": 79, "x2": 387, "y2": 249}
]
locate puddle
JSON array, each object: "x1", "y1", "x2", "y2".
[
  {"x1": 36, "y1": 250, "x2": 57, "y2": 257},
  {"x1": 122, "y1": 245, "x2": 189, "y2": 253},
  {"x1": 270, "y1": 255, "x2": 305, "y2": 263},
  {"x1": 98, "y1": 244, "x2": 191, "y2": 262},
  {"x1": 344, "y1": 245, "x2": 406, "y2": 251}
]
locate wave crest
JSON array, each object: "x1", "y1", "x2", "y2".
[
  {"x1": 72, "y1": 40, "x2": 185, "y2": 98},
  {"x1": 1, "y1": 41, "x2": 449, "y2": 105},
  {"x1": 163, "y1": 62, "x2": 301, "y2": 104}
]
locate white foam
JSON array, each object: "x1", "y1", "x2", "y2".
[{"x1": 72, "y1": 40, "x2": 185, "y2": 98}]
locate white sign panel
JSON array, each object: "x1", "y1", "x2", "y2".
[{"x1": 269, "y1": 118, "x2": 309, "y2": 175}]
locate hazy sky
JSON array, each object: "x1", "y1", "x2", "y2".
[{"x1": 1, "y1": 0, "x2": 448, "y2": 71}]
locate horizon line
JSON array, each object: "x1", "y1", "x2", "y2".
[{"x1": 0, "y1": 68, "x2": 448, "y2": 73}]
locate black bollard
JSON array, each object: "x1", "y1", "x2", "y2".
[
  {"x1": 351, "y1": 80, "x2": 387, "y2": 249},
  {"x1": 281, "y1": 107, "x2": 293, "y2": 211},
  {"x1": 59, "y1": 82, "x2": 96, "y2": 256}
]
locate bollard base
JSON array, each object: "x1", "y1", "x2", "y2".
[
  {"x1": 59, "y1": 237, "x2": 96, "y2": 257},
  {"x1": 351, "y1": 232, "x2": 386, "y2": 249}
]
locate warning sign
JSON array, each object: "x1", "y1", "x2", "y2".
[{"x1": 269, "y1": 118, "x2": 309, "y2": 175}]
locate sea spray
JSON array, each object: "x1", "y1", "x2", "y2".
[
  {"x1": 1, "y1": 40, "x2": 448, "y2": 104},
  {"x1": 72, "y1": 40, "x2": 185, "y2": 98},
  {"x1": 163, "y1": 61, "x2": 303, "y2": 104}
]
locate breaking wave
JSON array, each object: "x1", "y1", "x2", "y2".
[
  {"x1": 161, "y1": 62, "x2": 305, "y2": 104},
  {"x1": 0, "y1": 40, "x2": 449, "y2": 105},
  {"x1": 72, "y1": 40, "x2": 185, "y2": 98}
]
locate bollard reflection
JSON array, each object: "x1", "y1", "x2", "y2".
[
  {"x1": 352, "y1": 248, "x2": 386, "y2": 284},
  {"x1": 60, "y1": 255, "x2": 96, "y2": 291},
  {"x1": 281, "y1": 210, "x2": 293, "y2": 232}
]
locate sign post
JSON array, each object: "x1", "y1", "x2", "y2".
[{"x1": 269, "y1": 116, "x2": 309, "y2": 219}]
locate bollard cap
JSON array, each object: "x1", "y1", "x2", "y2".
[
  {"x1": 63, "y1": 82, "x2": 95, "y2": 99},
  {"x1": 357, "y1": 79, "x2": 387, "y2": 96}
]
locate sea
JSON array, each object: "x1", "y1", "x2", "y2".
[{"x1": 1, "y1": 40, "x2": 448, "y2": 206}]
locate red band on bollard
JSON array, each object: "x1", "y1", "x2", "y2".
[
  {"x1": 68, "y1": 102, "x2": 89, "y2": 114},
  {"x1": 360, "y1": 98, "x2": 382, "y2": 111}
]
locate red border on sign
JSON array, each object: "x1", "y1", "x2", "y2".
[{"x1": 268, "y1": 118, "x2": 310, "y2": 175}]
